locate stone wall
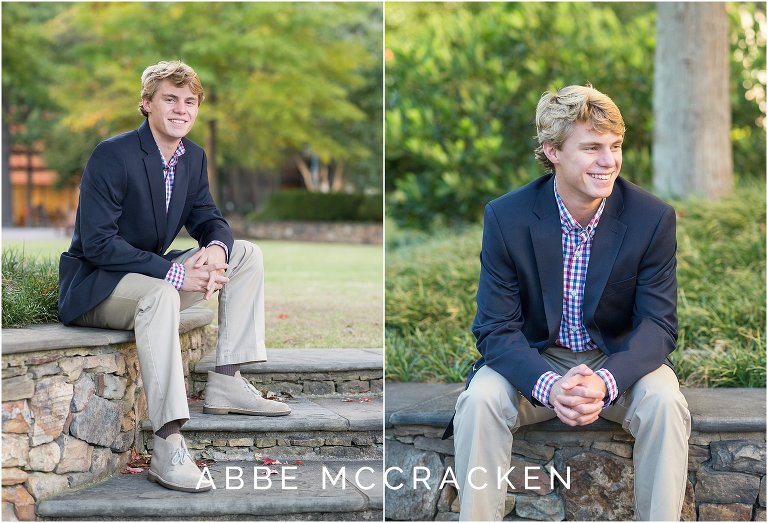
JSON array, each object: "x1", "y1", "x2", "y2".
[
  {"x1": 1, "y1": 324, "x2": 213, "y2": 521},
  {"x1": 228, "y1": 218, "x2": 383, "y2": 245},
  {"x1": 190, "y1": 370, "x2": 384, "y2": 398},
  {"x1": 385, "y1": 424, "x2": 767, "y2": 521}
]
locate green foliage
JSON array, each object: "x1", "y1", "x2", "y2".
[
  {"x1": 2, "y1": 249, "x2": 60, "y2": 328},
  {"x1": 386, "y1": 3, "x2": 766, "y2": 230},
  {"x1": 4, "y1": 3, "x2": 382, "y2": 191},
  {"x1": 386, "y1": 3, "x2": 656, "y2": 229},
  {"x1": 385, "y1": 183, "x2": 766, "y2": 387},
  {"x1": 253, "y1": 190, "x2": 382, "y2": 222}
]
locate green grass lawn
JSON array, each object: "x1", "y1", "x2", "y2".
[
  {"x1": 2, "y1": 238, "x2": 382, "y2": 349},
  {"x1": 386, "y1": 183, "x2": 766, "y2": 388}
]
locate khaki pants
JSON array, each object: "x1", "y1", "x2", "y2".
[
  {"x1": 453, "y1": 347, "x2": 691, "y2": 521},
  {"x1": 73, "y1": 240, "x2": 266, "y2": 430}
]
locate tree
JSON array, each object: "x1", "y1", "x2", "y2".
[
  {"x1": 43, "y1": 3, "x2": 379, "y2": 202},
  {"x1": 386, "y1": 3, "x2": 656, "y2": 229},
  {"x1": 653, "y1": 3, "x2": 733, "y2": 199},
  {"x1": 1, "y1": 3, "x2": 64, "y2": 225}
]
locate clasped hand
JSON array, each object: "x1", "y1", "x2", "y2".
[
  {"x1": 549, "y1": 364, "x2": 607, "y2": 427},
  {"x1": 180, "y1": 246, "x2": 229, "y2": 300}
]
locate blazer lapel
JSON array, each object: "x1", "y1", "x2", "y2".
[
  {"x1": 530, "y1": 176, "x2": 564, "y2": 342},
  {"x1": 138, "y1": 121, "x2": 167, "y2": 251},
  {"x1": 583, "y1": 184, "x2": 627, "y2": 338},
  {"x1": 164, "y1": 149, "x2": 190, "y2": 251}
]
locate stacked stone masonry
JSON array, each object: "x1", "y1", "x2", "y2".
[
  {"x1": 191, "y1": 371, "x2": 384, "y2": 398},
  {"x1": 1, "y1": 325, "x2": 212, "y2": 521},
  {"x1": 142, "y1": 429, "x2": 384, "y2": 462},
  {"x1": 228, "y1": 219, "x2": 383, "y2": 245},
  {"x1": 385, "y1": 424, "x2": 767, "y2": 521}
]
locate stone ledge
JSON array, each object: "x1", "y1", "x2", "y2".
[
  {"x1": 2, "y1": 308, "x2": 214, "y2": 355},
  {"x1": 1, "y1": 309, "x2": 215, "y2": 521},
  {"x1": 385, "y1": 383, "x2": 766, "y2": 521},
  {"x1": 139, "y1": 398, "x2": 383, "y2": 434},
  {"x1": 194, "y1": 348, "x2": 383, "y2": 374},
  {"x1": 37, "y1": 460, "x2": 383, "y2": 520},
  {"x1": 386, "y1": 383, "x2": 766, "y2": 433}
]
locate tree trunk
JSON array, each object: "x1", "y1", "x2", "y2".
[
  {"x1": 2, "y1": 112, "x2": 12, "y2": 226},
  {"x1": 206, "y1": 118, "x2": 219, "y2": 204},
  {"x1": 294, "y1": 155, "x2": 316, "y2": 191},
  {"x1": 26, "y1": 147, "x2": 34, "y2": 226},
  {"x1": 331, "y1": 160, "x2": 345, "y2": 192},
  {"x1": 653, "y1": 2, "x2": 732, "y2": 199}
]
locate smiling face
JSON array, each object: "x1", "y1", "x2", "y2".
[
  {"x1": 141, "y1": 79, "x2": 199, "y2": 151},
  {"x1": 543, "y1": 122, "x2": 623, "y2": 215}
]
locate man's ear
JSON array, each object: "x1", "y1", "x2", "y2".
[
  {"x1": 542, "y1": 142, "x2": 559, "y2": 165},
  {"x1": 141, "y1": 98, "x2": 151, "y2": 115}
]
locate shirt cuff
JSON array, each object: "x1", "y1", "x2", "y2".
[
  {"x1": 206, "y1": 240, "x2": 229, "y2": 262},
  {"x1": 532, "y1": 371, "x2": 563, "y2": 409},
  {"x1": 165, "y1": 262, "x2": 185, "y2": 290},
  {"x1": 595, "y1": 368, "x2": 618, "y2": 406}
]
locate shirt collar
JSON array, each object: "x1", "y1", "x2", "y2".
[
  {"x1": 553, "y1": 176, "x2": 606, "y2": 235},
  {"x1": 158, "y1": 141, "x2": 186, "y2": 168}
]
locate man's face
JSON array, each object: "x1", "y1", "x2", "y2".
[
  {"x1": 141, "y1": 79, "x2": 199, "y2": 147},
  {"x1": 544, "y1": 122, "x2": 623, "y2": 209}
]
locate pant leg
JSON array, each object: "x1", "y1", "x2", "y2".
[
  {"x1": 601, "y1": 365, "x2": 691, "y2": 521},
  {"x1": 72, "y1": 273, "x2": 189, "y2": 431},
  {"x1": 172, "y1": 240, "x2": 266, "y2": 365},
  {"x1": 453, "y1": 365, "x2": 557, "y2": 521},
  {"x1": 214, "y1": 240, "x2": 266, "y2": 365}
]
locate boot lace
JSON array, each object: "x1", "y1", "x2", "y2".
[{"x1": 171, "y1": 440, "x2": 193, "y2": 466}]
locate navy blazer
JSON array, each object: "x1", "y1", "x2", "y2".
[
  {"x1": 58, "y1": 120, "x2": 234, "y2": 325},
  {"x1": 444, "y1": 174, "x2": 677, "y2": 438}
]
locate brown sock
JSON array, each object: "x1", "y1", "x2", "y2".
[
  {"x1": 215, "y1": 364, "x2": 241, "y2": 377},
  {"x1": 155, "y1": 419, "x2": 184, "y2": 440}
]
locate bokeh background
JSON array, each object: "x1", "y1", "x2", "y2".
[{"x1": 385, "y1": 2, "x2": 766, "y2": 387}]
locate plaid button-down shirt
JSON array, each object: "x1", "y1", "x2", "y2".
[
  {"x1": 531, "y1": 178, "x2": 618, "y2": 408},
  {"x1": 160, "y1": 142, "x2": 228, "y2": 290}
]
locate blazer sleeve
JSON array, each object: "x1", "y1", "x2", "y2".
[
  {"x1": 78, "y1": 142, "x2": 172, "y2": 278},
  {"x1": 472, "y1": 203, "x2": 554, "y2": 404},
  {"x1": 600, "y1": 204, "x2": 678, "y2": 397},
  {"x1": 185, "y1": 151, "x2": 234, "y2": 256}
]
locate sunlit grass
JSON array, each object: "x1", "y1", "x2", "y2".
[{"x1": 2, "y1": 238, "x2": 383, "y2": 349}]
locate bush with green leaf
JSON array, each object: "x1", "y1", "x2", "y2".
[
  {"x1": 385, "y1": 183, "x2": 766, "y2": 387},
  {"x1": 252, "y1": 190, "x2": 382, "y2": 222},
  {"x1": 386, "y1": 3, "x2": 766, "y2": 230}
]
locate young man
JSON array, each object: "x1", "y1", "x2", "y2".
[
  {"x1": 58, "y1": 61, "x2": 290, "y2": 493},
  {"x1": 448, "y1": 85, "x2": 691, "y2": 520}
]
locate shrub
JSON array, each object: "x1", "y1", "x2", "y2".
[
  {"x1": 253, "y1": 190, "x2": 382, "y2": 222},
  {"x1": 385, "y1": 183, "x2": 766, "y2": 387},
  {"x1": 386, "y1": 3, "x2": 766, "y2": 230},
  {"x1": 2, "y1": 249, "x2": 59, "y2": 327}
]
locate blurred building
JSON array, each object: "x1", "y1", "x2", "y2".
[{"x1": 10, "y1": 141, "x2": 78, "y2": 227}]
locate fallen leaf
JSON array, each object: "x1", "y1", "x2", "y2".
[
  {"x1": 277, "y1": 313, "x2": 289, "y2": 319},
  {"x1": 359, "y1": 397, "x2": 371, "y2": 402},
  {"x1": 341, "y1": 398, "x2": 355, "y2": 402},
  {"x1": 293, "y1": 460, "x2": 305, "y2": 465},
  {"x1": 195, "y1": 458, "x2": 215, "y2": 468},
  {"x1": 262, "y1": 457, "x2": 282, "y2": 466},
  {"x1": 254, "y1": 452, "x2": 263, "y2": 461},
  {"x1": 121, "y1": 467, "x2": 144, "y2": 474},
  {"x1": 128, "y1": 448, "x2": 151, "y2": 468}
]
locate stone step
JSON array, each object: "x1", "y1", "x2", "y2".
[
  {"x1": 191, "y1": 348, "x2": 383, "y2": 397},
  {"x1": 140, "y1": 397, "x2": 383, "y2": 462},
  {"x1": 37, "y1": 460, "x2": 383, "y2": 521}
]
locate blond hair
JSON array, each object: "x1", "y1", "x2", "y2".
[
  {"x1": 138, "y1": 60, "x2": 205, "y2": 117},
  {"x1": 534, "y1": 84, "x2": 625, "y2": 171}
]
